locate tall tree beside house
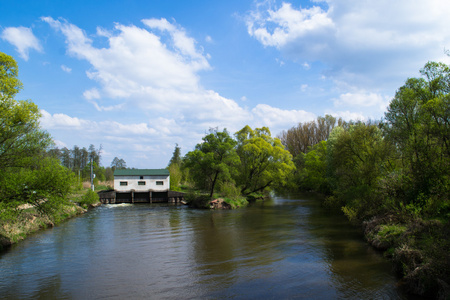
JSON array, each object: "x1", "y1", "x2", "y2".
[
  {"x1": 167, "y1": 144, "x2": 182, "y2": 191},
  {"x1": 184, "y1": 128, "x2": 240, "y2": 198}
]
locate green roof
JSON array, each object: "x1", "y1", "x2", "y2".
[{"x1": 113, "y1": 169, "x2": 170, "y2": 176}]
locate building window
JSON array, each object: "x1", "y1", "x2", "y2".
[
  {"x1": 138, "y1": 181, "x2": 146, "y2": 186},
  {"x1": 120, "y1": 181, "x2": 128, "y2": 186},
  {"x1": 156, "y1": 181, "x2": 164, "y2": 186},
  {"x1": 140, "y1": 176, "x2": 144, "y2": 179}
]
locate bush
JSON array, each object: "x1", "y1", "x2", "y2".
[
  {"x1": 223, "y1": 197, "x2": 248, "y2": 209},
  {"x1": 77, "y1": 189, "x2": 99, "y2": 209}
]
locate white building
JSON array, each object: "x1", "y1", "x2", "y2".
[
  {"x1": 114, "y1": 169, "x2": 170, "y2": 192},
  {"x1": 113, "y1": 169, "x2": 170, "y2": 203}
]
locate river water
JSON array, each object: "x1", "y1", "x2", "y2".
[{"x1": 0, "y1": 194, "x2": 409, "y2": 299}]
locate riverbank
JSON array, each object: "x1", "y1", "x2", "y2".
[
  {"x1": 0, "y1": 189, "x2": 101, "y2": 252},
  {"x1": 362, "y1": 213, "x2": 450, "y2": 299}
]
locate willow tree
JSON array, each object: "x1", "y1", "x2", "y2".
[
  {"x1": 235, "y1": 126, "x2": 295, "y2": 196},
  {"x1": 184, "y1": 129, "x2": 240, "y2": 197}
]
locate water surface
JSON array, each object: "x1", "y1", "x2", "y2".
[{"x1": 0, "y1": 194, "x2": 408, "y2": 299}]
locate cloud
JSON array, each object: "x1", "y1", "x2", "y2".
[
  {"x1": 61, "y1": 65, "x2": 72, "y2": 73},
  {"x1": 246, "y1": 0, "x2": 450, "y2": 103},
  {"x1": 252, "y1": 104, "x2": 316, "y2": 132},
  {"x1": 40, "y1": 17, "x2": 322, "y2": 167},
  {"x1": 42, "y1": 17, "x2": 253, "y2": 124},
  {"x1": 1, "y1": 26, "x2": 43, "y2": 60},
  {"x1": 334, "y1": 91, "x2": 390, "y2": 112}
]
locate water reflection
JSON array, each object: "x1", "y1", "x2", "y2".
[{"x1": 0, "y1": 196, "x2": 410, "y2": 299}]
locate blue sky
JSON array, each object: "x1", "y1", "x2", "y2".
[{"x1": 1, "y1": 0, "x2": 450, "y2": 168}]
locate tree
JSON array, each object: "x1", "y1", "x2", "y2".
[
  {"x1": 0, "y1": 52, "x2": 23, "y2": 98},
  {"x1": 278, "y1": 115, "x2": 342, "y2": 159},
  {"x1": 184, "y1": 129, "x2": 239, "y2": 197},
  {"x1": 383, "y1": 61, "x2": 450, "y2": 208},
  {"x1": 0, "y1": 52, "x2": 52, "y2": 171},
  {"x1": 0, "y1": 52, "x2": 76, "y2": 219},
  {"x1": 111, "y1": 157, "x2": 126, "y2": 170},
  {"x1": 167, "y1": 144, "x2": 183, "y2": 190},
  {"x1": 168, "y1": 144, "x2": 182, "y2": 167},
  {"x1": 327, "y1": 123, "x2": 396, "y2": 220},
  {"x1": 235, "y1": 126, "x2": 295, "y2": 196}
]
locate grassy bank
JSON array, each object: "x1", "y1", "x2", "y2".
[
  {"x1": 0, "y1": 186, "x2": 100, "y2": 252},
  {"x1": 362, "y1": 214, "x2": 450, "y2": 298}
]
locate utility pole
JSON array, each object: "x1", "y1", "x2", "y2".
[{"x1": 90, "y1": 158, "x2": 94, "y2": 191}]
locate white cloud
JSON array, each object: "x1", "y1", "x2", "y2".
[
  {"x1": 40, "y1": 17, "x2": 323, "y2": 166},
  {"x1": 61, "y1": 65, "x2": 72, "y2": 73},
  {"x1": 83, "y1": 88, "x2": 100, "y2": 100},
  {"x1": 1, "y1": 26, "x2": 43, "y2": 60},
  {"x1": 247, "y1": 0, "x2": 450, "y2": 109},
  {"x1": 324, "y1": 110, "x2": 366, "y2": 122},
  {"x1": 42, "y1": 17, "x2": 252, "y2": 124},
  {"x1": 334, "y1": 91, "x2": 390, "y2": 111},
  {"x1": 252, "y1": 104, "x2": 316, "y2": 132}
]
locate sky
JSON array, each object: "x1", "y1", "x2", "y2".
[{"x1": 1, "y1": 0, "x2": 450, "y2": 168}]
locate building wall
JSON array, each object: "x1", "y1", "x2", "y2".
[{"x1": 114, "y1": 175, "x2": 170, "y2": 192}]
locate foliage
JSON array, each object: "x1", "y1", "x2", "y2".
[
  {"x1": 168, "y1": 144, "x2": 182, "y2": 166},
  {"x1": 281, "y1": 61, "x2": 450, "y2": 297},
  {"x1": 223, "y1": 197, "x2": 248, "y2": 209},
  {"x1": 0, "y1": 157, "x2": 76, "y2": 218},
  {"x1": 184, "y1": 129, "x2": 240, "y2": 197},
  {"x1": 1, "y1": 53, "x2": 53, "y2": 171},
  {"x1": 168, "y1": 162, "x2": 182, "y2": 191},
  {"x1": 76, "y1": 189, "x2": 100, "y2": 209},
  {"x1": 235, "y1": 126, "x2": 295, "y2": 196},
  {"x1": 296, "y1": 141, "x2": 329, "y2": 193}
]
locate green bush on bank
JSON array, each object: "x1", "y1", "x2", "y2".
[
  {"x1": 223, "y1": 197, "x2": 248, "y2": 209},
  {"x1": 76, "y1": 189, "x2": 100, "y2": 209}
]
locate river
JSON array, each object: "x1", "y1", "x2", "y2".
[{"x1": 0, "y1": 194, "x2": 409, "y2": 299}]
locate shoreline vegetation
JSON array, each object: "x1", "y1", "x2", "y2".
[
  {"x1": 0, "y1": 184, "x2": 102, "y2": 252},
  {"x1": 1, "y1": 53, "x2": 448, "y2": 298}
]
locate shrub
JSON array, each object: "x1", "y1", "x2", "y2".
[{"x1": 77, "y1": 189, "x2": 99, "y2": 209}]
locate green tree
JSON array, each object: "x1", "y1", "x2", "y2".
[
  {"x1": 0, "y1": 53, "x2": 52, "y2": 170},
  {"x1": 298, "y1": 141, "x2": 329, "y2": 193},
  {"x1": 235, "y1": 126, "x2": 295, "y2": 196},
  {"x1": 327, "y1": 123, "x2": 395, "y2": 220},
  {"x1": 168, "y1": 144, "x2": 182, "y2": 166},
  {"x1": 167, "y1": 144, "x2": 183, "y2": 190},
  {"x1": 184, "y1": 129, "x2": 239, "y2": 197},
  {"x1": 0, "y1": 52, "x2": 76, "y2": 219},
  {"x1": 383, "y1": 61, "x2": 450, "y2": 211}
]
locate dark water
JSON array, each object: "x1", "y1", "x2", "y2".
[{"x1": 0, "y1": 194, "x2": 408, "y2": 299}]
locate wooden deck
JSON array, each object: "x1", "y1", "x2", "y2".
[{"x1": 97, "y1": 190, "x2": 185, "y2": 204}]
